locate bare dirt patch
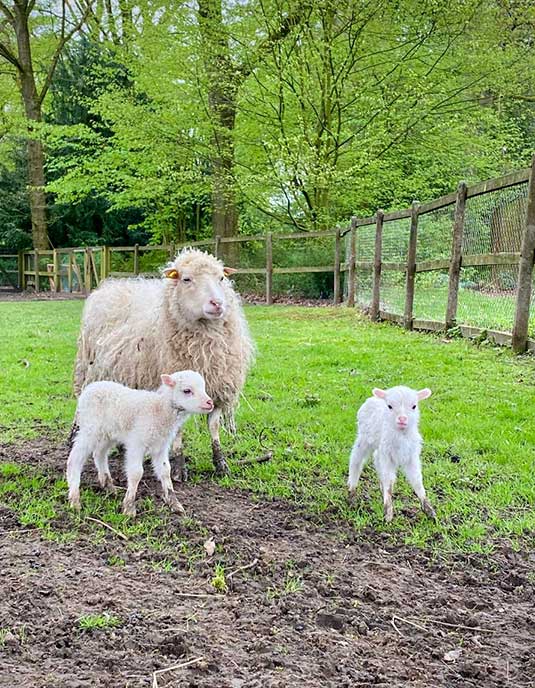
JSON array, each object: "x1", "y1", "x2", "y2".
[
  {"x1": 0, "y1": 287, "x2": 85, "y2": 302},
  {"x1": 0, "y1": 440, "x2": 533, "y2": 688}
]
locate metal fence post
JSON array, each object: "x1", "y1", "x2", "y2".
[
  {"x1": 370, "y1": 211, "x2": 384, "y2": 321},
  {"x1": 512, "y1": 155, "x2": 535, "y2": 353},
  {"x1": 445, "y1": 182, "x2": 468, "y2": 329},
  {"x1": 404, "y1": 201, "x2": 420, "y2": 330}
]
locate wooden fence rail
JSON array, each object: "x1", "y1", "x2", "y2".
[{"x1": 2, "y1": 161, "x2": 534, "y2": 352}]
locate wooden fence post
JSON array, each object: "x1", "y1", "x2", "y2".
[
  {"x1": 17, "y1": 251, "x2": 24, "y2": 290},
  {"x1": 347, "y1": 217, "x2": 357, "y2": 307},
  {"x1": 134, "y1": 243, "x2": 140, "y2": 276},
  {"x1": 53, "y1": 249, "x2": 60, "y2": 292},
  {"x1": 266, "y1": 232, "x2": 273, "y2": 305},
  {"x1": 512, "y1": 156, "x2": 535, "y2": 353},
  {"x1": 334, "y1": 228, "x2": 342, "y2": 304},
  {"x1": 214, "y1": 235, "x2": 221, "y2": 259},
  {"x1": 84, "y1": 248, "x2": 91, "y2": 293},
  {"x1": 34, "y1": 249, "x2": 40, "y2": 292},
  {"x1": 68, "y1": 251, "x2": 73, "y2": 292},
  {"x1": 445, "y1": 181, "x2": 468, "y2": 329},
  {"x1": 404, "y1": 201, "x2": 420, "y2": 330},
  {"x1": 370, "y1": 210, "x2": 384, "y2": 321}
]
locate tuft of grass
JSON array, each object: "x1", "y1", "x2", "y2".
[
  {"x1": 77, "y1": 612, "x2": 122, "y2": 631},
  {"x1": 210, "y1": 563, "x2": 228, "y2": 592},
  {"x1": 0, "y1": 302, "x2": 534, "y2": 553}
]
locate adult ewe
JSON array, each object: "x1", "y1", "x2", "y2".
[{"x1": 73, "y1": 248, "x2": 254, "y2": 478}]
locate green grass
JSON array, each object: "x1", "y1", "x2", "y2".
[
  {"x1": 77, "y1": 612, "x2": 122, "y2": 631},
  {"x1": 1, "y1": 300, "x2": 534, "y2": 553}
]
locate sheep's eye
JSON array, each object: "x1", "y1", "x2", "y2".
[
  {"x1": 182, "y1": 389, "x2": 192, "y2": 395},
  {"x1": 220, "y1": 276, "x2": 224, "y2": 281},
  {"x1": 412, "y1": 404, "x2": 417, "y2": 410},
  {"x1": 387, "y1": 404, "x2": 393, "y2": 410},
  {"x1": 182, "y1": 277, "x2": 192, "y2": 283}
]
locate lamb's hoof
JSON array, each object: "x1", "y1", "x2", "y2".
[
  {"x1": 422, "y1": 499, "x2": 437, "y2": 521},
  {"x1": 384, "y1": 504, "x2": 394, "y2": 523},
  {"x1": 214, "y1": 459, "x2": 230, "y2": 477},
  {"x1": 347, "y1": 489, "x2": 356, "y2": 506},
  {"x1": 69, "y1": 497, "x2": 81, "y2": 512},
  {"x1": 165, "y1": 492, "x2": 186, "y2": 515},
  {"x1": 99, "y1": 478, "x2": 117, "y2": 494},
  {"x1": 122, "y1": 502, "x2": 136, "y2": 518}
]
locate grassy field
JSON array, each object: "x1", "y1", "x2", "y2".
[{"x1": 1, "y1": 300, "x2": 534, "y2": 553}]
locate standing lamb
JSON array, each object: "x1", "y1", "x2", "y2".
[
  {"x1": 347, "y1": 385, "x2": 436, "y2": 522},
  {"x1": 67, "y1": 370, "x2": 214, "y2": 516},
  {"x1": 73, "y1": 248, "x2": 254, "y2": 479}
]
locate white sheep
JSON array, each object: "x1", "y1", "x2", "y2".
[
  {"x1": 73, "y1": 248, "x2": 254, "y2": 480},
  {"x1": 67, "y1": 370, "x2": 214, "y2": 517},
  {"x1": 347, "y1": 386, "x2": 436, "y2": 522}
]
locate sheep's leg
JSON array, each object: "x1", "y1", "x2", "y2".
[
  {"x1": 347, "y1": 436, "x2": 372, "y2": 502},
  {"x1": 208, "y1": 408, "x2": 229, "y2": 476},
  {"x1": 403, "y1": 456, "x2": 436, "y2": 521},
  {"x1": 152, "y1": 451, "x2": 186, "y2": 515},
  {"x1": 122, "y1": 446, "x2": 144, "y2": 518},
  {"x1": 66, "y1": 435, "x2": 92, "y2": 510},
  {"x1": 93, "y1": 442, "x2": 116, "y2": 492},
  {"x1": 171, "y1": 431, "x2": 189, "y2": 483},
  {"x1": 375, "y1": 453, "x2": 397, "y2": 523}
]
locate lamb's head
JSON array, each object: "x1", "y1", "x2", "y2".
[
  {"x1": 163, "y1": 249, "x2": 237, "y2": 322},
  {"x1": 372, "y1": 385, "x2": 431, "y2": 432},
  {"x1": 161, "y1": 370, "x2": 214, "y2": 414}
]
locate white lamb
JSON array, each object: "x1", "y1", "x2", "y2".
[
  {"x1": 347, "y1": 386, "x2": 436, "y2": 523},
  {"x1": 67, "y1": 370, "x2": 213, "y2": 517}
]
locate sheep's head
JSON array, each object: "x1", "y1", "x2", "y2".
[
  {"x1": 163, "y1": 249, "x2": 237, "y2": 322},
  {"x1": 161, "y1": 370, "x2": 214, "y2": 414},
  {"x1": 372, "y1": 385, "x2": 431, "y2": 431}
]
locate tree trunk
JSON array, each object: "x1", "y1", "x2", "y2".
[
  {"x1": 14, "y1": 1, "x2": 49, "y2": 249},
  {"x1": 198, "y1": 0, "x2": 239, "y2": 264}
]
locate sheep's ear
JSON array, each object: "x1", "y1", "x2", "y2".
[
  {"x1": 417, "y1": 388, "x2": 432, "y2": 400},
  {"x1": 223, "y1": 266, "x2": 237, "y2": 277},
  {"x1": 163, "y1": 267, "x2": 180, "y2": 280},
  {"x1": 161, "y1": 374, "x2": 176, "y2": 388},
  {"x1": 372, "y1": 388, "x2": 386, "y2": 399}
]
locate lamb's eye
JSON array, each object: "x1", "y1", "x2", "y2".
[
  {"x1": 387, "y1": 404, "x2": 393, "y2": 410},
  {"x1": 182, "y1": 277, "x2": 191, "y2": 283},
  {"x1": 183, "y1": 389, "x2": 192, "y2": 395},
  {"x1": 220, "y1": 276, "x2": 224, "y2": 281},
  {"x1": 412, "y1": 404, "x2": 416, "y2": 410}
]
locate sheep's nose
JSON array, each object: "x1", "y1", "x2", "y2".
[
  {"x1": 202, "y1": 398, "x2": 214, "y2": 410},
  {"x1": 210, "y1": 299, "x2": 222, "y2": 309},
  {"x1": 398, "y1": 415, "x2": 408, "y2": 424}
]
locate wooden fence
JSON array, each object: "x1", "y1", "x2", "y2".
[{"x1": 2, "y1": 157, "x2": 535, "y2": 353}]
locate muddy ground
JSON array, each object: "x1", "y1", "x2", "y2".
[{"x1": 0, "y1": 441, "x2": 533, "y2": 688}]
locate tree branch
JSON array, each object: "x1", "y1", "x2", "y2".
[{"x1": 0, "y1": 40, "x2": 22, "y2": 71}]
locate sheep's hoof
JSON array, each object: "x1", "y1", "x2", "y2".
[
  {"x1": 347, "y1": 489, "x2": 356, "y2": 505},
  {"x1": 171, "y1": 453, "x2": 189, "y2": 483},
  {"x1": 422, "y1": 499, "x2": 437, "y2": 521},
  {"x1": 384, "y1": 503, "x2": 394, "y2": 523},
  {"x1": 122, "y1": 501, "x2": 137, "y2": 518},
  {"x1": 69, "y1": 496, "x2": 81, "y2": 512},
  {"x1": 214, "y1": 459, "x2": 230, "y2": 477},
  {"x1": 99, "y1": 476, "x2": 117, "y2": 493}
]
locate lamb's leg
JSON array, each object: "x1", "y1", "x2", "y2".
[
  {"x1": 122, "y1": 446, "x2": 144, "y2": 518},
  {"x1": 347, "y1": 436, "x2": 372, "y2": 502},
  {"x1": 66, "y1": 435, "x2": 92, "y2": 510},
  {"x1": 93, "y1": 442, "x2": 116, "y2": 492},
  {"x1": 171, "y1": 431, "x2": 189, "y2": 483},
  {"x1": 375, "y1": 452, "x2": 397, "y2": 523},
  {"x1": 152, "y1": 451, "x2": 186, "y2": 515},
  {"x1": 403, "y1": 456, "x2": 437, "y2": 521},
  {"x1": 208, "y1": 408, "x2": 229, "y2": 476}
]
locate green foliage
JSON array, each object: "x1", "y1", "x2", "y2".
[{"x1": 77, "y1": 613, "x2": 121, "y2": 631}]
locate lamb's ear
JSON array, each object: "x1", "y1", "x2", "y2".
[
  {"x1": 417, "y1": 388, "x2": 432, "y2": 400},
  {"x1": 163, "y1": 267, "x2": 179, "y2": 280},
  {"x1": 161, "y1": 374, "x2": 176, "y2": 388},
  {"x1": 372, "y1": 388, "x2": 386, "y2": 399},
  {"x1": 223, "y1": 266, "x2": 237, "y2": 277}
]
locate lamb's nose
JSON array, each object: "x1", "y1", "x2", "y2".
[{"x1": 398, "y1": 416, "x2": 408, "y2": 424}]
